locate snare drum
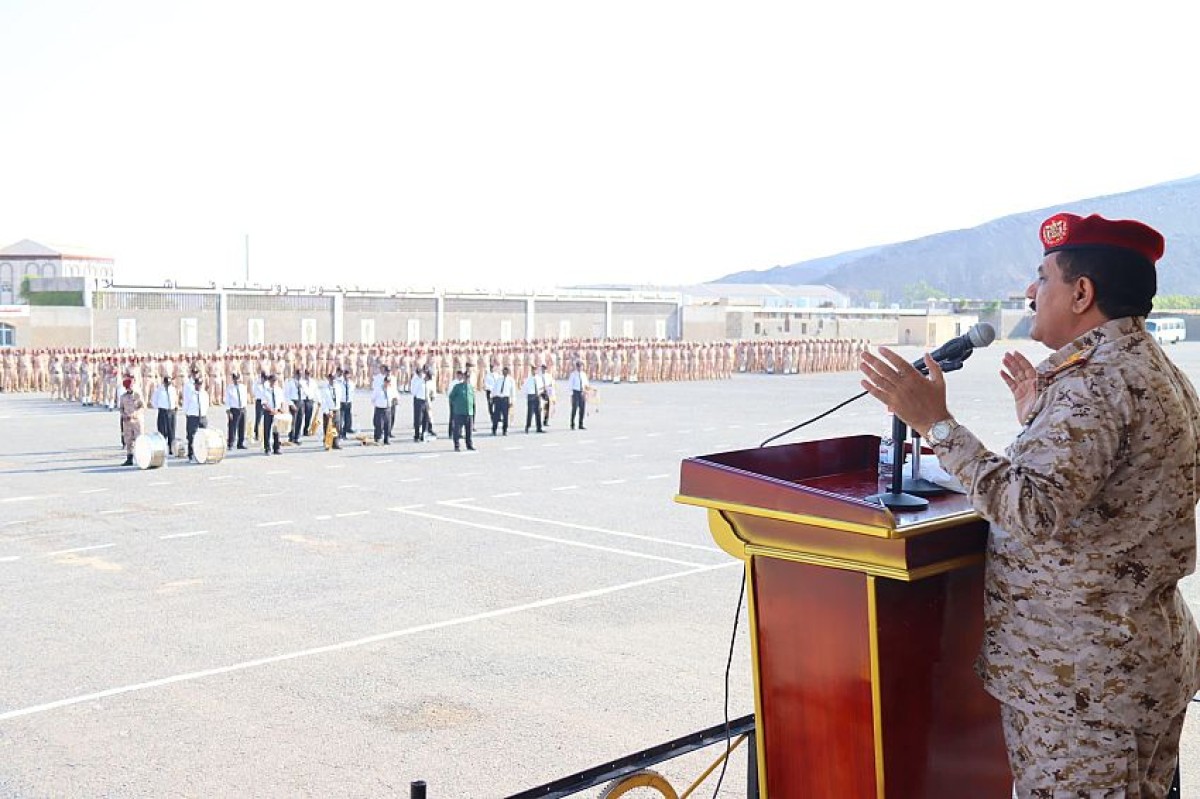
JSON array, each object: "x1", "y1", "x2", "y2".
[
  {"x1": 133, "y1": 432, "x2": 168, "y2": 470},
  {"x1": 193, "y1": 429, "x2": 227, "y2": 465},
  {"x1": 273, "y1": 411, "x2": 293, "y2": 438}
]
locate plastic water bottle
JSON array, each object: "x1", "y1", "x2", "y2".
[{"x1": 878, "y1": 435, "x2": 895, "y2": 480}]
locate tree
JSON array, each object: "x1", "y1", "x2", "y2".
[{"x1": 902, "y1": 280, "x2": 948, "y2": 307}]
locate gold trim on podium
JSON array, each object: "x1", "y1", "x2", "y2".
[{"x1": 867, "y1": 575, "x2": 886, "y2": 798}]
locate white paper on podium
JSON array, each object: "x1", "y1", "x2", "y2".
[{"x1": 902, "y1": 453, "x2": 966, "y2": 494}]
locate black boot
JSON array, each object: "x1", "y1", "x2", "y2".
[{"x1": 123, "y1": 455, "x2": 134, "y2": 466}]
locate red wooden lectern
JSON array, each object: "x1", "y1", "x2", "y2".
[{"x1": 677, "y1": 435, "x2": 1011, "y2": 799}]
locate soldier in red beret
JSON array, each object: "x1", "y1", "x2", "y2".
[{"x1": 859, "y1": 213, "x2": 1198, "y2": 798}]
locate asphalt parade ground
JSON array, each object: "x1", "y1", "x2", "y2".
[{"x1": 2, "y1": 342, "x2": 1199, "y2": 798}]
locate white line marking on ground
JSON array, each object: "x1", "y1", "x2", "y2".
[
  {"x1": 550, "y1": 485, "x2": 579, "y2": 492},
  {"x1": 78, "y1": 488, "x2": 108, "y2": 495},
  {"x1": 614, "y1": 435, "x2": 630, "y2": 441},
  {"x1": 266, "y1": 470, "x2": 289, "y2": 475},
  {"x1": 645, "y1": 474, "x2": 671, "y2": 480},
  {"x1": 678, "y1": 430, "x2": 693, "y2": 434},
  {"x1": 419, "y1": 454, "x2": 440, "y2": 459},
  {"x1": 314, "y1": 515, "x2": 333, "y2": 521},
  {"x1": 207, "y1": 475, "x2": 232, "y2": 481},
  {"x1": 399, "y1": 477, "x2": 423, "y2": 483},
  {"x1": 503, "y1": 446, "x2": 524, "y2": 451},
  {"x1": 254, "y1": 492, "x2": 285, "y2": 498},
  {"x1": 600, "y1": 479, "x2": 627, "y2": 485},
  {"x1": 387, "y1": 504, "x2": 425, "y2": 512},
  {"x1": 646, "y1": 432, "x2": 662, "y2": 437},
  {"x1": 0, "y1": 563, "x2": 734, "y2": 723},
  {"x1": 160, "y1": 531, "x2": 209, "y2": 540},
  {"x1": 172, "y1": 501, "x2": 200, "y2": 507},
  {"x1": 578, "y1": 440, "x2": 596, "y2": 445},
  {"x1": 541, "y1": 442, "x2": 560, "y2": 448},
  {"x1": 325, "y1": 464, "x2": 346, "y2": 469},
  {"x1": 255, "y1": 520, "x2": 293, "y2": 528},
  {"x1": 375, "y1": 459, "x2": 393, "y2": 464},
  {"x1": 673, "y1": 448, "x2": 690, "y2": 454},
  {"x1": 334, "y1": 511, "x2": 370, "y2": 518},
  {"x1": 518, "y1": 464, "x2": 544, "y2": 470},
  {"x1": 624, "y1": 453, "x2": 644, "y2": 459},
  {"x1": 147, "y1": 481, "x2": 172, "y2": 486},
  {"x1": 490, "y1": 492, "x2": 522, "y2": 498},
  {"x1": 702, "y1": 427, "x2": 716, "y2": 432},
  {"x1": 452, "y1": 472, "x2": 480, "y2": 478},
  {"x1": 0, "y1": 556, "x2": 20, "y2": 563},
  {"x1": 446, "y1": 504, "x2": 722, "y2": 553},
  {"x1": 440, "y1": 497, "x2": 476, "y2": 504},
  {"x1": 336, "y1": 485, "x2": 361, "y2": 490},
  {"x1": 46, "y1": 543, "x2": 116, "y2": 556},
  {"x1": 570, "y1": 459, "x2": 596, "y2": 465},
  {"x1": 396, "y1": 507, "x2": 709, "y2": 567},
  {"x1": 1, "y1": 495, "x2": 60, "y2": 504},
  {"x1": 97, "y1": 509, "x2": 129, "y2": 515}
]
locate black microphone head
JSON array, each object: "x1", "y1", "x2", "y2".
[{"x1": 968, "y1": 323, "x2": 996, "y2": 349}]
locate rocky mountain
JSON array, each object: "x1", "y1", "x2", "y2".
[{"x1": 715, "y1": 176, "x2": 1200, "y2": 304}]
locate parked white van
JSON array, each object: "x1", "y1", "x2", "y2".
[{"x1": 1146, "y1": 317, "x2": 1187, "y2": 344}]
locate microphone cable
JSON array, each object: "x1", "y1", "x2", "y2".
[
  {"x1": 710, "y1": 568, "x2": 746, "y2": 798},
  {"x1": 759, "y1": 389, "x2": 868, "y2": 448}
]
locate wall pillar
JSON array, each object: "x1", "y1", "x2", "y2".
[{"x1": 332, "y1": 293, "x2": 344, "y2": 344}]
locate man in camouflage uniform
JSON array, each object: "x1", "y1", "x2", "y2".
[
  {"x1": 860, "y1": 212, "x2": 1199, "y2": 798},
  {"x1": 118, "y1": 377, "x2": 145, "y2": 467}
]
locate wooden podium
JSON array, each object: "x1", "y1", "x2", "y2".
[{"x1": 677, "y1": 435, "x2": 1011, "y2": 799}]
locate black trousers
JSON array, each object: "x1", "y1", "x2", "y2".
[
  {"x1": 451, "y1": 413, "x2": 473, "y2": 449},
  {"x1": 185, "y1": 414, "x2": 207, "y2": 458},
  {"x1": 157, "y1": 408, "x2": 177, "y2": 449},
  {"x1": 525, "y1": 395, "x2": 542, "y2": 432},
  {"x1": 491, "y1": 396, "x2": 510, "y2": 434},
  {"x1": 340, "y1": 402, "x2": 353, "y2": 436},
  {"x1": 373, "y1": 406, "x2": 390, "y2": 443},
  {"x1": 413, "y1": 398, "x2": 428, "y2": 440},
  {"x1": 388, "y1": 402, "x2": 397, "y2": 438},
  {"x1": 227, "y1": 407, "x2": 245, "y2": 447},
  {"x1": 301, "y1": 399, "x2": 314, "y2": 437},
  {"x1": 288, "y1": 403, "x2": 302, "y2": 443},
  {"x1": 262, "y1": 413, "x2": 280, "y2": 453},
  {"x1": 253, "y1": 399, "x2": 263, "y2": 439},
  {"x1": 570, "y1": 390, "x2": 586, "y2": 428}
]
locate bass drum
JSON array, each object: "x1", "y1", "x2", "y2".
[
  {"x1": 133, "y1": 432, "x2": 168, "y2": 470},
  {"x1": 193, "y1": 428, "x2": 227, "y2": 464},
  {"x1": 273, "y1": 412, "x2": 293, "y2": 438}
]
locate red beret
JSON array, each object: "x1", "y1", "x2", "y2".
[
  {"x1": 1040, "y1": 212, "x2": 1165, "y2": 265},
  {"x1": 122, "y1": 377, "x2": 133, "y2": 388}
]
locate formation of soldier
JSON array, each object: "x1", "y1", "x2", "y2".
[{"x1": 0, "y1": 338, "x2": 867, "y2": 406}]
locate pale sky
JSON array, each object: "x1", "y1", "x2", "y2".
[{"x1": 2, "y1": 0, "x2": 1199, "y2": 292}]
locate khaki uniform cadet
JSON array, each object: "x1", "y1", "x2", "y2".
[
  {"x1": 861, "y1": 213, "x2": 1199, "y2": 798},
  {"x1": 118, "y1": 378, "x2": 144, "y2": 466}
]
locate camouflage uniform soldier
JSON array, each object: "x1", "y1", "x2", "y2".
[
  {"x1": 118, "y1": 377, "x2": 145, "y2": 466},
  {"x1": 860, "y1": 213, "x2": 1199, "y2": 798}
]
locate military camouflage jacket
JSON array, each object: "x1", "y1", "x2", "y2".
[{"x1": 934, "y1": 316, "x2": 1200, "y2": 726}]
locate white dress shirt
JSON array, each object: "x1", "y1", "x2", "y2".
[
  {"x1": 152, "y1": 385, "x2": 178, "y2": 410},
  {"x1": 569, "y1": 370, "x2": 589, "y2": 392},
  {"x1": 411, "y1": 374, "x2": 428, "y2": 401},
  {"x1": 225, "y1": 383, "x2": 247, "y2": 409},
  {"x1": 522, "y1": 374, "x2": 545, "y2": 396},
  {"x1": 184, "y1": 389, "x2": 210, "y2": 417},
  {"x1": 493, "y1": 374, "x2": 515, "y2": 400}
]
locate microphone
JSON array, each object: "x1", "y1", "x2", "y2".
[{"x1": 913, "y1": 322, "x2": 996, "y2": 373}]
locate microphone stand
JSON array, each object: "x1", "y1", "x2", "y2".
[{"x1": 866, "y1": 358, "x2": 965, "y2": 511}]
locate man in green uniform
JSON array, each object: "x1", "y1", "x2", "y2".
[
  {"x1": 859, "y1": 213, "x2": 1200, "y2": 798},
  {"x1": 448, "y1": 369, "x2": 476, "y2": 452}
]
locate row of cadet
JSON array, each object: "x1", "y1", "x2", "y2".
[{"x1": 115, "y1": 360, "x2": 595, "y2": 464}]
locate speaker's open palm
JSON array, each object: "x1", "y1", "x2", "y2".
[{"x1": 1000, "y1": 351, "x2": 1038, "y2": 423}]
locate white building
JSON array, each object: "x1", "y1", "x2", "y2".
[{"x1": 0, "y1": 240, "x2": 115, "y2": 306}]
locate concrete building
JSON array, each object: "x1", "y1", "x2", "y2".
[{"x1": 0, "y1": 240, "x2": 114, "y2": 306}]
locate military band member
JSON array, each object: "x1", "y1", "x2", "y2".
[
  {"x1": 261, "y1": 374, "x2": 284, "y2": 455},
  {"x1": 318, "y1": 373, "x2": 341, "y2": 449},
  {"x1": 118, "y1": 377, "x2": 144, "y2": 466},
  {"x1": 372, "y1": 375, "x2": 392, "y2": 445},
  {"x1": 151, "y1": 376, "x2": 179, "y2": 456},
  {"x1": 251, "y1": 371, "x2": 267, "y2": 442},
  {"x1": 490, "y1": 366, "x2": 514, "y2": 436},
  {"x1": 225, "y1": 373, "x2": 248, "y2": 449},
  {"x1": 859, "y1": 213, "x2": 1199, "y2": 798},
  {"x1": 523, "y1": 366, "x2": 546, "y2": 434},
  {"x1": 283, "y1": 372, "x2": 302, "y2": 444},
  {"x1": 568, "y1": 359, "x2": 589, "y2": 430},
  {"x1": 183, "y1": 376, "x2": 210, "y2": 461}
]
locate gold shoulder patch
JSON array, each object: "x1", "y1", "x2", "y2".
[{"x1": 1044, "y1": 347, "x2": 1093, "y2": 381}]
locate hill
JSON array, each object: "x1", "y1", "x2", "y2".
[{"x1": 713, "y1": 176, "x2": 1200, "y2": 304}]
